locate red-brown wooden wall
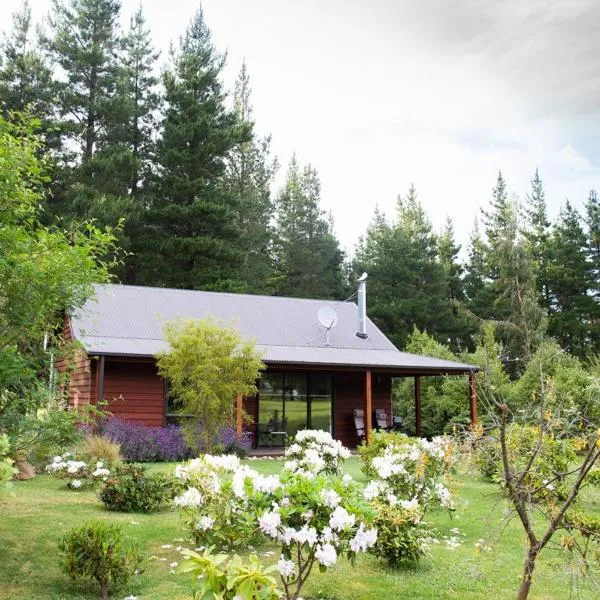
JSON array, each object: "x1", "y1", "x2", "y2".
[{"x1": 102, "y1": 360, "x2": 164, "y2": 426}]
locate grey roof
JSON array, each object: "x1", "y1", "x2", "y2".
[{"x1": 70, "y1": 284, "x2": 477, "y2": 373}]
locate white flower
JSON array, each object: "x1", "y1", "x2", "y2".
[
  {"x1": 123, "y1": 596, "x2": 139, "y2": 600},
  {"x1": 96, "y1": 461, "x2": 104, "y2": 469},
  {"x1": 93, "y1": 467, "x2": 110, "y2": 477},
  {"x1": 386, "y1": 493, "x2": 398, "y2": 506},
  {"x1": 321, "y1": 488, "x2": 341, "y2": 508},
  {"x1": 161, "y1": 544, "x2": 173, "y2": 549},
  {"x1": 400, "y1": 497, "x2": 419, "y2": 512},
  {"x1": 174, "y1": 464, "x2": 188, "y2": 480},
  {"x1": 329, "y1": 506, "x2": 355, "y2": 531},
  {"x1": 315, "y1": 543, "x2": 337, "y2": 567},
  {"x1": 204, "y1": 454, "x2": 240, "y2": 472},
  {"x1": 301, "y1": 509, "x2": 314, "y2": 522},
  {"x1": 196, "y1": 516, "x2": 215, "y2": 531},
  {"x1": 342, "y1": 474, "x2": 353, "y2": 484},
  {"x1": 349, "y1": 523, "x2": 378, "y2": 553},
  {"x1": 278, "y1": 556, "x2": 295, "y2": 578},
  {"x1": 252, "y1": 474, "x2": 280, "y2": 494},
  {"x1": 435, "y1": 483, "x2": 453, "y2": 509},
  {"x1": 287, "y1": 443, "x2": 302, "y2": 455},
  {"x1": 70, "y1": 479, "x2": 82, "y2": 489},
  {"x1": 293, "y1": 526, "x2": 318, "y2": 547},
  {"x1": 259, "y1": 509, "x2": 281, "y2": 537},
  {"x1": 169, "y1": 561, "x2": 178, "y2": 568},
  {"x1": 174, "y1": 487, "x2": 204, "y2": 508},
  {"x1": 363, "y1": 480, "x2": 382, "y2": 501},
  {"x1": 66, "y1": 461, "x2": 86, "y2": 474},
  {"x1": 52, "y1": 456, "x2": 62, "y2": 464},
  {"x1": 283, "y1": 459, "x2": 298, "y2": 472}
]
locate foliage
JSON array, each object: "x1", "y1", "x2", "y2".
[
  {"x1": 180, "y1": 546, "x2": 282, "y2": 600},
  {"x1": 273, "y1": 156, "x2": 346, "y2": 299},
  {"x1": 361, "y1": 433, "x2": 456, "y2": 516},
  {"x1": 46, "y1": 453, "x2": 111, "y2": 490},
  {"x1": 370, "y1": 500, "x2": 426, "y2": 567},
  {"x1": 100, "y1": 417, "x2": 191, "y2": 462},
  {"x1": 99, "y1": 463, "x2": 175, "y2": 512},
  {"x1": 283, "y1": 430, "x2": 351, "y2": 476},
  {"x1": 58, "y1": 521, "x2": 141, "y2": 600},
  {"x1": 173, "y1": 454, "x2": 263, "y2": 550},
  {"x1": 82, "y1": 435, "x2": 122, "y2": 464},
  {"x1": 358, "y1": 431, "x2": 414, "y2": 478},
  {"x1": 0, "y1": 434, "x2": 17, "y2": 486},
  {"x1": 156, "y1": 318, "x2": 264, "y2": 452}
]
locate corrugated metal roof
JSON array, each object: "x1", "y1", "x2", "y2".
[{"x1": 70, "y1": 284, "x2": 477, "y2": 373}]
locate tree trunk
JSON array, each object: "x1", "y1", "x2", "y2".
[
  {"x1": 100, "y1": 581, "x2": 108, "y2": 600},
  {"x1": 516, "y1": 547, "x2": 538, "y2": 600}
]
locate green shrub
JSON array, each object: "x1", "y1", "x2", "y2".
[
  {"x1": 0, "y1": 434, "x2": 17, "y2": 487},
  {"x1": 370, "y1": 501, "x2": 426, "y2": 567},
  {"x1": 58, "y1": 521, "x2": 141, "y2": 600},
  {"x1": 475, "y1": 424, "x2": 576, "y2": 501},
  {"x1": 99, "y1": 464, "x2": 175, "y2": 512},
  {"x1": 179, "y1": 547, "x2": 281, "y2": 600}
]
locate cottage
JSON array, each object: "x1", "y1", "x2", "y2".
[{"x1": 63, "y1": 282, "x2": 478, "y2": 448}]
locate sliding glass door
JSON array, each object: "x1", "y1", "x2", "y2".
[{"x1": 258, "y1": 374, "x2": 332, "y2": 447}]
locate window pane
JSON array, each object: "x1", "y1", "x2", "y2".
[
  {"x1": 310, "y1": 375, "x2": 332, "y2": 433},
  {"x1": 258, "y1": 374, "x2": 285, "y2": 447}
]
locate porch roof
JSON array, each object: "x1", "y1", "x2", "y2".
[{"x1": 71, "y1": 284, "x2": 477, "y2": 374}]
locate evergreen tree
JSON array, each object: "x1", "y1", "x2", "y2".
[
  {"x1": 0, "y1": 2, "x2": 57, "y2": 143},
  {"x1": 354, "y1": 186, "x2": 456, "y2": 349},
  {"x1": 136, "y1": 8, "x2": 249, "y2": 290},
  {"x1": 224, "y1": 62, "x2": 278, "y2": 293},
  {"x1": 438, "y1": 217, "x2": 472, "y2": 350},
  {"x1": 463, "y1": 218, "x2": 494, "y2": 322},
  {"x1": 523, "y1": 169, "x2": 551, "y2": 308},
  {"x1": 43, "y1": 0, "x2": 125, "y2": 222},
  {"x1": 546, "y1": 201, "x2": 595, "y2": 358},
  {"x1": 273, "y1": 157, "x2": 345, "y2": 299},
  {"x1": 585, "y1": 189, "x2": 600, "y2": 351}
]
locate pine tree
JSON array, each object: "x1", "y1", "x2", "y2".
[
  {"x1": 546, "y1": 201, "x2": 595, "y2": 358},
  {"x1": 354, "y1": 186, "x2": 456, "y2": 349},
  {"x1": 224, "y1": 62, "x2": 278, "y2": 293},
  {"x1": 523, "y1": 169, "x2": 551, "y2": 308},
  {"x1": 273, "y1": 157, "x2": 345, "y2": 299},
  {"x1": 584, "y1": 190, "x2": 600, "y2": 351},
  {"x1": 136, "y1": 8, "x2": 250, "y2": 290},
  {"x1": 0, "y1": 3, "x2": 57, "y2": 146},
  {"x1": 463, "y1": 218, "x2": 494, "y2": 322}
]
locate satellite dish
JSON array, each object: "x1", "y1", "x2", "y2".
[{"x1": 317, "y1": 307, "x2": 338, "y2": 346}]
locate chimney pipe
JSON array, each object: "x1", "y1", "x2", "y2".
[{"x1": 356, "y1": 272, "x2": 368, "y2": 339}]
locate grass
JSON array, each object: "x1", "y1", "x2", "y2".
[{"x1": 1, "y1": 457, "x2": 600, "y2": 599}]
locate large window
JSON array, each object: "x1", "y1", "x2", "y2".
[{"x1": 258, "y1": 374, "x2": 333, "y2": 447}]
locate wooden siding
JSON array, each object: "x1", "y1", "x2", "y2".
[
  {"x1": 56, "y1": 316, "x2": 94, "y2": 408},
  {"x1": 243, "y1": 395, "x2": 258, "y2": 447},
  {"x1": 334, "y1": 372, "x2": 391, "y2": 448},
  {"x1": 102, "y1": 361, "x2": 164, "y2": 426}
]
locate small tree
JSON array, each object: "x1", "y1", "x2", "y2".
[{"x1": 156, "y1": 319, "x2": 264, "y2": 452}]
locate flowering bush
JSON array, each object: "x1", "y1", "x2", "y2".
[
  {"x1": 46, "y1": 453, "x2": 111, "y2": 490},
  {"x1": 180, "y1": 546, "x2": 282, "y2": 600},
  {"x1": 359, "y1": 433, "x2": 456, "y2": 567},
  {"x1": 283, "y1": 430, "x2": 350, "y2": 476},
  {"x1": 253, "y1": 469, "x2": 376, "y2": 600},
  {"x1": 173, "y1": 454, "x2": 265, "y2": 550},
  {"x1": 100, "y1": 418, "x2": 191, "y2": 462},
  {"x1": 99, "y1": 463, "x2": 177, "y2": 512},
  {"x1": 361, "y1": 434, "x2": 456, "y2": 514},
  {"x1": 172, "y1": 453, "x2": 377, "y2": 599},
  {"x1": 100, "y1": 418, "x2": 252, "y2": 462}
]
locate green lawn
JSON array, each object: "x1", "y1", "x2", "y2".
[{"x1": 1, "y1": 458, "x2": 599, "y2": 599}]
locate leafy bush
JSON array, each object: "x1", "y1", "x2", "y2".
[
  {"x1": 358, "y1": 431, "x2": 414, "y2": 478},
  {"x1": 180, "y1": 547, "x2": 281, "y2": 600},
  {"x1": 99, "y1": 463, "x2": 175, "y2": 512},
  {"x1": 283, "y1": 430, "x2": 350, "y2": 475},
  {"x1": 58, "y1": 521, "x2": 141, "y2": 600},
  {"x1": 174, "y1": 454, "x2": 263, "y2": 550},
  {"x1": 475, "y1": 424, "x2": 576, "y2": 501},
  {"x1": 82, "y1": 435, "x2": 122, "y2": 464},
  {"x1": 0, "y1": 434, "x2": 17, "y2": 487},
  {"x1": 370, "y1": 500, "x2": 426, "y2": 566},
  {"x1": 46, "y1": 453, "x2": 111, "y2": 490}
]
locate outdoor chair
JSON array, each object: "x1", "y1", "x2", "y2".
[
  {"x1": 353, "y1": 409, "x2": 365, "y2": 439},
  {"x1": 392, "y1": 415, "x2": 403, "y2": 432},
  {"x1": 375, "y1": 408, "x2": 392, "y2": 432}
]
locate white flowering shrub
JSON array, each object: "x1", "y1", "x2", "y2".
[
  {"x1": 173, "y1": 453, "x2": 376, "y2": 600},
  {"x1": 173, "y1": 454, "x2": 267, "y2": 550},
  {"x1": 252, "y1": 469, "x2": 376, "y2": 600},
  {"x1": 46, "y1": 453, "x2": 111, "y2": 490},
  {"x1": 283, "y1": 430, "x2": 351, "y2": 476},
  {"x1": 358, "y1": 433, "x2": 457, "y2": 567}
]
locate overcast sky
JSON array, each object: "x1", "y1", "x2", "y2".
[{"x1": 3, "y1": 0, "x2": 600, "y2": 255}]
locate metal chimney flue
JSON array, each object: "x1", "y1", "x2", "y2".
[{"x1": 356, "y1": 272, "x2": 368, "y2": 339}]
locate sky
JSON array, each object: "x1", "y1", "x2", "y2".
[{"x1": 3, "y1": 0, "x2": 600, "y2": 255}]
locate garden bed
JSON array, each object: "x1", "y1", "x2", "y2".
[{"x1": 1, "y1": 458, "x2": 598, "y2": 599}]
